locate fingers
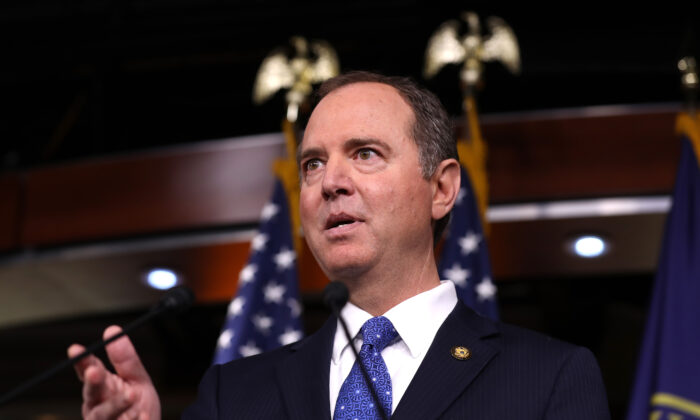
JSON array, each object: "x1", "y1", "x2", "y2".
[
  {"x1": 84, "y1": 387, "x2": 135, "y2": 420},
  {"x1": 68, "y1": 328, "x2": 133, "y2": 410},
  {"x1": 68, "y1": 343, "x2": 105, "y2": 383},
  {"x1": 102, "y1": 325, "x2": 152, "y2": 384},
  {"x1": 83, "y1": 363, "x2": 111, "y2": 406},
  {"x1": 69, "y1": 327, "x2": 156, "y2": 420}
]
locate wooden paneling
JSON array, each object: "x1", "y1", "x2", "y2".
[
  {"x1": 480, "y1": 108, "x2": 680, "y2": 202},
  {"x1": 8, "y1": 106, "x2": 685, "y2": 249},
  {"x1": 0, "y1": 174, "x2": 21, "y2": 251},
  {"x1": 21, "y1": 134, "x2": 286, "y2": 247},
  {"x1": 489, "y1": 213, "x2": 666, "y2": 280}
]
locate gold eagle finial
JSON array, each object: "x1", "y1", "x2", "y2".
[
  {"x1": 253, "y1": 36, "x2": 340, "y2": 122},
  {"x1": 424, "y1": 11, "x2": 520, "y2": 88},
  {"x1": 679, "y1": 56, "x2": 698, "y2": 114}
]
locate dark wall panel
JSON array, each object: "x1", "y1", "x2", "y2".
[
  {"x1": 482, "y1": 109, "x2": 680, "y2": 202},
  {"x1": 12, "y1": 107, "x2": 683, "y2": 249},
  {"x1": 22, "y1": 135, "x2": 286, "y2": 246},
  {"x1": 0, "y1": 174, "x2": 21, "y2": 251}
]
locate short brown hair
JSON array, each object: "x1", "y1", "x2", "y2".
[{"x1": 312, "y1": 70, "x2": 458, "y2": 243}]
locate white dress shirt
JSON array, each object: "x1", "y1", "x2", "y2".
[{"x1": 329, "y1": 281, "x2": 458, "y2": 417}]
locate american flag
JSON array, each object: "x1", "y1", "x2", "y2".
[
  {"x1": 437, "y1": 166, "x2": 498, "y2": 319},
  {"x1": 213, "y1": 179, "x2": 304, "y2": 364}
]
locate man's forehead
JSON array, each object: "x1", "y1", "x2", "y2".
[
  {"x1": 300, "y1": 82, "x2": 413, "y2": 148},
  {"x1": 314, "y1": 82, "x2": 409, "y2": 119}
]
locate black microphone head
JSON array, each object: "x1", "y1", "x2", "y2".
[
  {"x1": 323, "y1": 281, "x2": 349, "y2": 312},
  {"x1": 158, "y1": 285, "x2": 195, "y2": 313}
]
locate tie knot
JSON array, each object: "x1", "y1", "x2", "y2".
[{"x1": 361, "y1": 316, "x2": 398, "y2": 351}]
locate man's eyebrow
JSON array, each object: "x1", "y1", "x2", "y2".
[
  {"x1": 297, "y1": 146, "x2": 323, "y2": 166},
  {"x1": 344, "y1": 138, "x2": 392, "y2": 152}
]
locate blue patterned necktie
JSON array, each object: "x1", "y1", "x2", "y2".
[{"x1": 334, "y1": 316, "x2": 399, "y2": 420}]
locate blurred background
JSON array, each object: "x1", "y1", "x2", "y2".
[{"x1": 0, "y1": 1, "x2": 698, "y2": 419}]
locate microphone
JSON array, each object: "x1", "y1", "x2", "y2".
[
  {"x1": 152, "y1": 284, "x2": 195, "y2": 314},
  {"x1": 323, "y1": 282, "x2": 390, "y2": 420},
  {"x1": 323, "y1": 280, "x2": 349, "y2": 312},
  {"x1": 0, "y1": 285, "x2": 195, "y2": 407}
]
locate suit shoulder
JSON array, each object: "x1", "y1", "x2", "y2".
[
  {"x1": 498, "y1": 320, "x2": 577, "y2": 350},
  {"x1": 453, "y1": 302, "x2": 595, "y2": 365},
  {"x1": 491, "y1": 320, "x2": 601, "y2": 373},
  {"x1": 490, "y1": 322, "x2": 610, "y2": 418}
]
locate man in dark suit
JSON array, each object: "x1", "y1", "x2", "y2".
[{"x1": 69, "y1": 71, "x2": 610, "y2": 419}]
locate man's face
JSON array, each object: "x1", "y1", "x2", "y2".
[{"x1": 299, "y1": 82, "x2": 435, "y2": 280}]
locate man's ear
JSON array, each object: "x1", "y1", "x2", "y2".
[{"x1": 431, "y1": 158, "x2": 461, "y2": 221}]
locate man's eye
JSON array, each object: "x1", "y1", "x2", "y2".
[
  {"x1": 305, "y1": 159, "x2": 322, "y2": 171},
  {"x1": 357, "y1": 149, "x2": 377, "y2": 160}
]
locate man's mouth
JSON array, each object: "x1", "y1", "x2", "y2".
[{"x1": 325, "y1": 213, "x2": 361, "y2": 230}]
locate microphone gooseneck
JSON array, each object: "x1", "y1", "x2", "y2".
[
  {"x1": 322, "y1": 282, "x2": 390, "y2": 420},
  {"x1": 0, "y1": 285, "x2": 195, "y2": 407}
]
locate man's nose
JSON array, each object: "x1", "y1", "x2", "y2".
[{"x1": 321, "y1": 157, "x2": 354, "y2": 200}]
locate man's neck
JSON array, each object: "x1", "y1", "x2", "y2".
[{"x1": 338, "y1": 254, "x2": 442, "y2": 316}]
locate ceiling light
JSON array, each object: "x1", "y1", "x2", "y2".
[
  {"x1": 144, "y1": 268, "x2": 179, "y2": 290},
  {"x1": 572, "y1": 235, "x2": 608, "y2": 258}
]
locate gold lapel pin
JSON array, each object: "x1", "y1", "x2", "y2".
[{"x1": 451, "y1": 346, "x2": 471, "y2": 360}]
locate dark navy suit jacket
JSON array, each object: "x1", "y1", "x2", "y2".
[{"x1": 182, "y1": 302, "x2": 610, "y2": 419}]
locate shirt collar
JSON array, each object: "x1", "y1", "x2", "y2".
[
  {"x1": 331, "y1": 300, "x2": 373, "y2": 363},
  {"x1": 331, "y1": 281, "x2": 458, "y2": 363},
  {"x1": 383, "y1": 281, "x2": 457, "y2": 359}
]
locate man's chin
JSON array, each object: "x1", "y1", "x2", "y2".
[
  {"x1": 322, "y1": 259, "x2": 372, "y2": 282},
  {"x1": 311, "y1": 241, "x2": 371, "y2": 272}
]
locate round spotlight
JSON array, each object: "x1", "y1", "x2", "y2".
[
  {"x1": 573, "y1": 235, "x2": 607, "y2": 258},
  {"x1": 145, "y1": 268, "x2": 179, "y2": 290}
]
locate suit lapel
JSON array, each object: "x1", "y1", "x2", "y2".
[
  {"x1": 276, "y1": 315, "x2": 336, "y2": 420},
  {"x1": 392, "y1": 303, "x2": 501, "y2": 419}
]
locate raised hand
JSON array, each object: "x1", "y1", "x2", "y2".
[{"x1": 68, "y1": 325, "x2": 161, "y2": 420}]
